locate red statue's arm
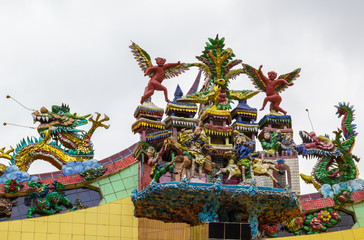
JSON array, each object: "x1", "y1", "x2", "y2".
[
  {"x1": 163, "y1": 61, "x2": 181, "y2": 70},
  {"x1": 144, "y1": 66, "x2": 157, "y2": 76},
  {"x1": 274, "y1": 78, "x2": 294, "y2": 87},
  {"x1": 258, "y1": 65, "x2": 269, "y2": 83}
]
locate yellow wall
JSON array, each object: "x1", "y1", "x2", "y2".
[
  {"x1": 274, "y1": 228, "x2": 364, "y2": 240},
  {"x1": 0, "y1": 195, "x2": 363, "y2": 240},
  {"x1": 138, "y1": 217, "x2": 364, "y2": 240},
  {"x1": 0, "y1": 196, "x2": 138, "y2": 240},
  {"x1": 138, "y1": 218, "x2": 208, "y2": 240}
]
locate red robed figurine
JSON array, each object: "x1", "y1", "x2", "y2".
[
  {"x1": 141, "y1": 57, "x2": 181, "y2": 104},
  {"x1": 129, "y1": 42, "x2": 189, "y2": 105},
  {"x1": 243, "y1": 64, "x2": 301, "y2": 115}
]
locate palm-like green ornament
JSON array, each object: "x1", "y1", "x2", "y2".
[{"x1": 179, "y1": 35, "x2": 259, "y2": 110}]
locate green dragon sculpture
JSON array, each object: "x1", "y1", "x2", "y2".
[
  {"x1": 0, "y1": 104, "x2": 109, "y2": 172},
  {"x1": 298, "y1": 102, "x2": 360, "y2": 190},
  {"x1": 179, "y1": 35, "x2": 259, "y2": 110},
  {"x1": 27, "y1": 180, "x2": 72, "y2": 217}
]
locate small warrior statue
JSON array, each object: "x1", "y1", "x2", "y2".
[
  {"x1": 260, "y1": 130, "x2": 281, "y2": 156},
  {"x1": 278, "y1": 133, "x2": 297, "y2": 155},
  {"x1": 232, "y1": 133, "x2": 255, "y2": 180},
  {"x1": 146, "y1": 144, "x2": 176, "y2": 183},
  {"x1": 179, "y1": 126, "x2": 212, "y2": 178}
]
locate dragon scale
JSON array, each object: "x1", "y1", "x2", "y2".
[{"x1": 13, "y1": 137, "x2": 94, "y2": 172}]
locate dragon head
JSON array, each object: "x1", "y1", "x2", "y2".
[
  {"x1": 298, "y1": 130, "x2": 346, "y2": 184},
  {"x1": 298, "y1": 131, "x2": 339, "y2": 157},
  {"x1": 336, "y1": 105, "x2": 348, "y2": 118},
  {"x1": 335, "y1": 102, "x2": 357, "y2": 139},
  {"x1": 27, "y1": 180, "x2": 50, "y2": 197},
  {"x1": 32, "y1": 104, "x2": 91, "y2": 137}
]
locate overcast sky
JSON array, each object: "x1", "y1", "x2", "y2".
[{"x1": 0, "y1": 0, "x2": 363, "y2": 194}]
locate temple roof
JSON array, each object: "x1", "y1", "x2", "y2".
[
  {"x1": 165, "y1": 72, "x2": 201, "y2": 116},
  {"x1": 258, "y1": 115, "x2": 292, "y2": 129},
  {"x1": 231, "y1": 100, "x2": 258, "y2": 122},
  {"x1": 232, "y1": 100, "x2": 257, "y2": 112}
]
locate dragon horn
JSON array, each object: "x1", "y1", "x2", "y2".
[
  {"x1": 69, "y1": 113, "x2": 91, "y2": 119},
  {"x1": 80, "y1": 114, "x2": 91, "y2": 119}
]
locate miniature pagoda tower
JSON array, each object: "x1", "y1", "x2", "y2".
[
  {"x1": 231, "y1": 100, "x2": 259, "y2": 140},
  {"x1": 256, "y1": 114, "x2": 301, "y2": 194},
  {"x1": 132, "y1": 72, "x2": 204, "y2": 187},
  {"x1": 164, "y1": 72, "x2": 201, "y2": 139},
  {"x1": 132, "y1": 102, "x2": 167, "y2": 190},
  {"x1": 132, "y1": 103, "x2": 166, "y2": 139}
]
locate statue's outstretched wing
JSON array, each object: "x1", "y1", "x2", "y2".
[
  {"x1": 129, "y1": 42, "x2": 152, "y2": 73},
  {"x1": 164, "y1": 63, "x2": 190, "y2": 79},
  {"x1": 189, "y1": 63, "x2": 212, "y2": 79},
  {"x1": 177, "y1": 91, "x2": 216, "y2": 105},
  {"x1": 225, "y1": 69, "x2": 245, "y2": 81},
  {"x1": 276, "y1": 68, "x2": 301, "y2": 93},
  {"x1": 230, "y1": 90, "x2": 261, "y2": 102},
  {"x1": 242, "y1": 64, "x2": 266, "y2": 92}
]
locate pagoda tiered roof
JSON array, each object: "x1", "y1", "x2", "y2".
[{"x1": 165, "y1": 85, "x2": 198, "y2": 117}]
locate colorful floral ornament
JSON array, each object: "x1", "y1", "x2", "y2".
[
  {"x1": 286, "y1": 212, "x2": 305, "y2": 233},
  {"x1": 317, "y1": 209, "x2": 331, "y2": 223},
  {"x1": 287, "y1": 207, "x2": 342, "y2": 235},
  {"x1": 4, "y1": 179, "x2": 23, "y2": 194},
  {"x1": 80, "y1": 166, "x2": 107, "y2": 182},
  {"x1": 309, "y1": 217, "x2": 325, "y2": 231},
  {"x1": 333, "y1": 188, "x2": 352, "y2": 205},
  {"x1": 330, "y1": 210, "x2": 340, "y2": 220},
  {"x1": 260, "y1": 224, "x2": 278, "y2": 237}
]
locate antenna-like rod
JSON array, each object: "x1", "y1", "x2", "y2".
[
  {"x1": 3, "y1": 122, "x2": 36, "y2": 129},
  {"x1": 306, "y1": 109, "x2": 315, "y2": 132},
  {"x1": 6, "y1": 95, "x2": 36, "y2": 111}
]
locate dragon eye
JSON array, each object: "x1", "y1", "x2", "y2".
[{"x1": 59, "y1": 111, "x2": 64, "y2": 115}]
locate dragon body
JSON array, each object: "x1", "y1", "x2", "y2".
[
  {"x1": 298, "y1": 102, "x2": 359, "y2": 190},
  {"x1": 0, "y1": 104, "x2": 109, "y2": 172}
]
